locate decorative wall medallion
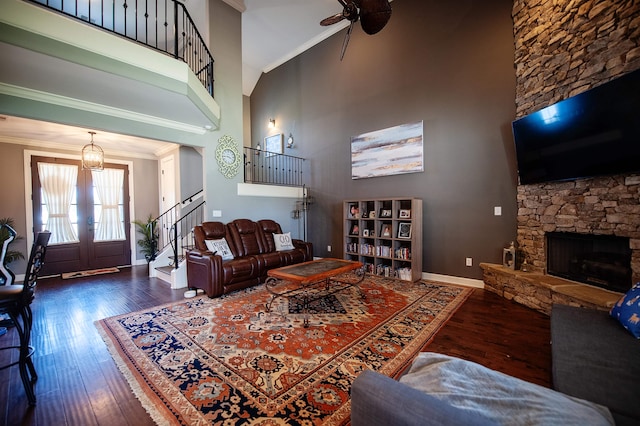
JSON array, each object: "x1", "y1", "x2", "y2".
[{"x1": 215, "y1": 135, "x2": 241, "y2": 178}]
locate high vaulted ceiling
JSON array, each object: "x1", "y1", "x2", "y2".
[{"x1": 241, "y1": 0, "x2": 350, "y2": 96}]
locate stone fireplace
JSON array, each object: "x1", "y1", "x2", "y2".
[
  {"x1": 481, "y1": 1, "x2": 640, "y2": 314},
  {"x1": 482, "y1": 173, "x2": 640, "y2": 315},
  {"x1": 546, "y1": 232, "x2": 631, "y2": 293},
  {"x1": 516, "y1": 174, "x2": 640, "y2": 286}
]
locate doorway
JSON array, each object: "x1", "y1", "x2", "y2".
[{"x1": 31, "y1": 156, "x2": 131, "y2": 275}]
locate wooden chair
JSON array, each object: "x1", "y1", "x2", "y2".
[{"x1": 0, "y1": 231, "x2": 51, "y2": 405}]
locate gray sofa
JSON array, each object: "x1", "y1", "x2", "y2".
[
  {"x1": 351, "y1": 304, "x2": 640, "y2": 425},
  {"x1": 551, "y1": 304, "x2": 640, "y2": 425}
]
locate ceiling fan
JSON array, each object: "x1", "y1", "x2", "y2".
[{"x1": 320, "y1": 0, "x2": 392, "y2": 60}]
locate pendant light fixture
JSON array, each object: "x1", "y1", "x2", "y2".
[{"x1": 82, "y1": 131, "x2": 104, "y2": 171}]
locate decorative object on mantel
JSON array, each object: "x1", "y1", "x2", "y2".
[
  {"x1": 521, "y1": 258, "x2": 530, "y2": 272},
  {"x1": 503, "y1": 241, "x2": 516, "y2": 270},
  {"x1": 351, "y1": 121, "x2": 424, "y2": 179},
  {"x1": 215, "y1": 135, "x2": 241, "y2": 178},
  {"x1": 82, "y1": 131, "x2": 104, "y2": 171}
]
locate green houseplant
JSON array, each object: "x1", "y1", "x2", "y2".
[{"x1": 133, "y1": 214, "x2": 159, "y2": 263}]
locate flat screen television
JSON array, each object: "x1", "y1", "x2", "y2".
[{"x1": 512, "y1": 68, "x2": 640, "y2": 185}]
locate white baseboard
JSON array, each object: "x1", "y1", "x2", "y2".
[{"x1": 422, "y1": 272, "x2": 484, "y2": 289}]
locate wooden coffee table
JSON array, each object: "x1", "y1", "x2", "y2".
[{"x1": 265, "y1": 258, "x2": 365, "y2": 327}]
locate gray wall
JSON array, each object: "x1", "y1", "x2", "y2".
[
  {"x1": 250, "y1": 0, "x2": 517, "y2": 279},
  {"x1": 179, "y1": 146, "x2": 203, "y2": 200}
]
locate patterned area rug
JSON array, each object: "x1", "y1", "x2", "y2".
[{"x1": 96, "y1": 275, "x2": 471, "y2": 425}]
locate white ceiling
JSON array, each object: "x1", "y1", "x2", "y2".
[
  {"x1": 241, "y1": 0, "x2": 350, "y2": 96},
  {"x1": 0, "y1": 0, "x2": 353, "y2": 156}
]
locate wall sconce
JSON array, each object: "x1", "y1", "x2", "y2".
[
  {"x1": 82, "y1": 131, "x2": 104, "y2": 171},
  {"x1": 268, "y1": 118, "x2": 275, "y2": 128}
]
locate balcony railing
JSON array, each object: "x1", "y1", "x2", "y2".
[
  {"x1": 243, "y1": 147, "x2": 306, "y2": 187},
  {"x1": 28, "y1": 0, "x2": 214, "y2": 96}
]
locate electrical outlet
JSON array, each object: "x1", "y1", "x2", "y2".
[
  {"x1": 327, "y1": 245, "x2": 332, "y2": 252},
  {"x1": 212, "y1": 210, "x2": 222, "y2": 217},
  {"x1": 465, "y1": 257, "x2": 473, "y2": 267}
]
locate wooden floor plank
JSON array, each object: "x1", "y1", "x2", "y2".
[{"x1": 0, "y1": 265, "x2": 551, "y2": 425}]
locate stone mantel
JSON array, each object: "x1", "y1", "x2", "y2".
[{"x1": 480, "y1": 263, "x2": 622, "y2": 315}]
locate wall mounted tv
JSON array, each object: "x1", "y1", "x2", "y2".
[{"x1": 512, "y1": 68, "x2": 640, "y2": 185}]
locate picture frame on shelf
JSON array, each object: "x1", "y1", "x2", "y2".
[
  {"x1": 348, "y1": 203, "x2": 360, "y2": 218},
  {"x1": 264, "y1": 133, "x2": 283, "y2": 157},
  {"x1": 363, "y1": 229, "x2": 370, "y2": 237},
  {"x1": 380, "y1": 209, "x2": 392, "y2": 218},
  {"x1": 399, "y1": 209, "x2": 411, "y2": 219},
  {"x1": 350, "y1": 223, "x2": 360, "y2": 235},
  {"x1": 380, "y1": 224, "x2": 391, "y2": 238},
  {"x1": 398, "y1": 222, "x2": 412, "y2": 239},
  {"x1": 369, "y1": 211, "x2": 376, "y2": 218}
]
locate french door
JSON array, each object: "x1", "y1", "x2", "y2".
[{"x1": 31, "y1": 156, "x2": 131, "y2": 275}]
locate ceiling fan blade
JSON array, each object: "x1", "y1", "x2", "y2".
[
  {"x1": 359, "y1": 0, "x2": 392, "y2": 35},
  {"x1": 320, "y1": 12, "x2": 346, "y2": 26},
  {"x1": 340, "y1": 21, "x2": 355, "y2": 61}
]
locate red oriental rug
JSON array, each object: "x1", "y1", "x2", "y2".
[{"x1": 96, "y1": 275, "x2": 471, "y2": 425}]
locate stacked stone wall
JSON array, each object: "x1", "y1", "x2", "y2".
[
  {"x1": 513, "y1": 0, "x2": 640, "y2": 284},
  {"x1": 513, "y1": 0, "x2": 640, "y2": 118}
]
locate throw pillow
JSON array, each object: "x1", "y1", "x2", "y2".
[
  {"x1": 273, "y1": 232, "x2": 294, "y2": 251},
  {"x1": 610, "y1": 282, "x2": 640, "y2": 338},
  {"x1": 204, "y1": 238, "x2": 234, "y2": 260}
]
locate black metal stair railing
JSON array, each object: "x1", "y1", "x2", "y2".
[
  {"x1": 169, "y1": 200, "x2": 205, "y2": 269},
  {"x1": 155, "y1": 189, "x2": 203, "y2": 253},
  {"x1": 29, "y1": 0, "x2": 214, "y2": 96}
]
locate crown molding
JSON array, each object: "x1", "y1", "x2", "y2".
[{"x1": 222, "y1": 0, "x2": 246, "y2": 13}]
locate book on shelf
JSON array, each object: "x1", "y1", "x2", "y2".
[
  {"x1": 396, "y1": 267, "x2": 412, "y2": 281},
  {"x1": 375, "y1": 245, "x2": 392, "y2": 257},
  {"x1": 394, "y1": 247, "x2": 411, "y2": 260}
]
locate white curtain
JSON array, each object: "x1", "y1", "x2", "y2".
[
  {"x1": 93, "y1": 168, "x2": 125, "y2": 241},
  {"x1": 38, "y1": 162, "x2": 79, "y2": 244}
]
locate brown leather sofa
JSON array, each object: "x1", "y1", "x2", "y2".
[{"x1": 186, "y1": 219, "x2": 313, "y2": 297}]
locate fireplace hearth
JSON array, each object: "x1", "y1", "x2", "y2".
[{"x1": 547, "y1": 232, "x2": 632, "y2": 293}]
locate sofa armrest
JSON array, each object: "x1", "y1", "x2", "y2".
[
  {"x1": 351, "y1": 370, "x2": 492, "y2": 426},
  {"x1": 186, "y1": 249, "x2": 224, "y2": 297},
  {"x1": 551, "y1": 304, "x2": 640, "y2": 424},
  {"x1": 292, "y1": 239, "x2": 313, "y2": 261}
]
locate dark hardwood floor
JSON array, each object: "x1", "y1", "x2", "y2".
[{"x1": 0, "y1": 267, "x2": 551, "y2": 425}]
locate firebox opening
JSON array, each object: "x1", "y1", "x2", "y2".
[{"x1": 546, "y1": 232, "x2": 631, "y2": 293}]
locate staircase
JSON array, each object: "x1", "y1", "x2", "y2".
[{"x1": 149, "y1": 192, "x2": 205, "y2": 288}]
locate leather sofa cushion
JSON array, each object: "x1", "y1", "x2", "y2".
[
  {"x1": 221, "y1": 256, "x2": 259, "y2": 284},
  {"x1": 195, "y1": 221, "x2": 238, "y2": 255},
  {"x1": 228, "y1": 219, "x2": 263, "y2": 257}
]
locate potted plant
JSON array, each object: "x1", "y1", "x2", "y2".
[
  {"x1": 1, "y1": 217, "x2": 25, "y2": 286},
  {"x1": 133, "y1": 214, "x2": 159, "y2": 263}
]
